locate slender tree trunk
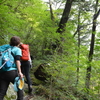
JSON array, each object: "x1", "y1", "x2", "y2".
[
  {"x1": 85, "y1": 0, "x2": 99, "y2": 92},
  {"x1": 49, "y1": 0, "x2": 54, "y2": 21},
  {"x1": 76, "y1": 5, "x2": 81, "y2": 86},
  {"x1": 56, "y1": 0, "x2": 73, "y2": 53},
  {"x1": 56, "y1": 0, "x2": 73, "y2": 34}
]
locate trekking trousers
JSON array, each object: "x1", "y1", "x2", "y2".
[{"x1": 0, "y1": 70, "x2": 23, "y2": 100}]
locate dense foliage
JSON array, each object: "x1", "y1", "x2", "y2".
[{"x1": 1, "y1": 0, "x2": 100, "y2": 100}]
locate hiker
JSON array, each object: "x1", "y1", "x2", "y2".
[
  {"x1": 20, "y1": 43, "x2": 33, "y2": 94},
  {"x1": 0, "y1": 36, "x2": 24, "y2": 100}
]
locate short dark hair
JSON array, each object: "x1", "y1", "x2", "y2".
[{"x1": 10, "y1": 36, "x2": 21, "y2": 46}]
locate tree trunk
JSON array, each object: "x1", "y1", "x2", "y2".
[
  {"x1": 56, "y1": 0, "x2": 73, "y2": 53},
  {"x1": 56, "y1": 0, "x2": 73, "y2": 34},
  {"x1": 49, "y1": 0, "x2": 54, "y2": 21},
  {"x1": 85, "y1": 0, "x2": 99, "y2": 92},
  {"x1": 76, "y1": 5, "x2": 81, "y2": 86}
]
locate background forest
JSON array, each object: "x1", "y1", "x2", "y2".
[{"x1": 1, "y1": 0, "x2": 100, "y2": 100}]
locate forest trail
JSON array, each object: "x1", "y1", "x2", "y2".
[{"x1": 24, "y1": 94, "x2": 34, "y2": 100}]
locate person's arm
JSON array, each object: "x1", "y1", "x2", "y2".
[
  {"x1": 14, "y1": 55, "x2": 23, "y2": 79},
  {"x1": 16, "y1": 60, "x2": 23, "y2": 79}
]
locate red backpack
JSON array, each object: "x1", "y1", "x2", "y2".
[{"x1": 20, "y1": 44, "x2": 30, "y2": 61}]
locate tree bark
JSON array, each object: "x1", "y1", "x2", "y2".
[
  {"x1": 85, "y1": 0, "x2": 99, "y2": 92},
  {"x1": 56, "y1": 0, "x2": 73, "y2": 34},
  {"x1": 76, "y1": 5, "x2": 81, "y2": 86},
  {"x1": 55, "y1": 0, "x2": 73, "y2": 53},
  {"x1": 49, "y1": 0, "x2": 54, "y2": 21}
]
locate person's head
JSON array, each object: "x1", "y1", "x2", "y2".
[{"x1": 10, "y1": 36, "x2": 21, "y2": 46}]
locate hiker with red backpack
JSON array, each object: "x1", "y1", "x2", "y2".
[
  {"x1": 0, "y1": 36, "x2": 24, "y2": 100},
  {"x1": 20, "y1": 43, "x2": 33, "y2": 94}
]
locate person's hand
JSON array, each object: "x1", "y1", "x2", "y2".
[{"x1": 19, "y1": 72, "x2": 24, "y2": 79}]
